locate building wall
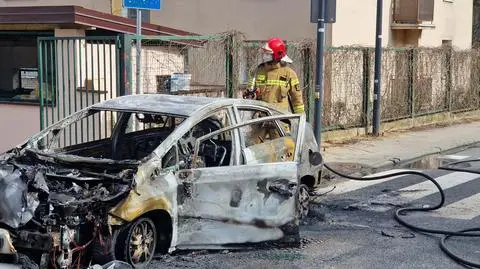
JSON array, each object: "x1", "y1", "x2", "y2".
[
  {"x1": 330, "y1": 0, "x2": 473, "y2": 49},
  {"x1": 0, "y1": 104, "x2": 40, "y2": 153},
  {"x1": 331, "y1": 0, "x2": 392, "y2": 47},
  {"x1": 148, "y1": 0, "x2": 317, "y2": 41},
  {"x1": 0, "y1": 0, "x2": 110, "y2": 13},
  {"x1": 419, "y1": 0, "x2": 473, "y2": 49}
]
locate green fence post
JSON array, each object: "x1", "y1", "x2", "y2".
[
  {"x1": 225, "y1": 33, "x2": 234, "y2": 98},
  {"x1": 408, "y1": 48, "x2": 415, "y2": 118},
  {"x1": 119, "y1": 34, "x2": 133, "y2": 96},
  {"x1": 38, "y1": 38, "x2": 45, "y2": 130},
  {"x1": 362, "y1": 48, "x2": 371, "y2": 132},
  {"x1": 446, "y1": 47, "x2": 453, "y2": 112}
]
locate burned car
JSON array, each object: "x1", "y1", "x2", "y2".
[{"x1": 0, "y1": 94, "x2": 323, "y2": 268}]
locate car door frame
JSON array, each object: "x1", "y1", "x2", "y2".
[{"x1": 173, "y1": 114, "x2": 306, "y2": 249}]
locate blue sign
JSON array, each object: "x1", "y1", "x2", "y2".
[{"x1": 123, "y1": 0, "x2": 161, "y2": 10}]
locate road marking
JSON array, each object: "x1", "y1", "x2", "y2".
[
  {"x1": 326, "y1": 169, "x2": 417, "y2": 195},
  {"x1": 398, "y1": 172, "x2": 479, "y2": 200},
  {"x1": 439, "y1": 155, "x2": 470, "y2": 160},
  {"x1": 431, "y1": 192, "x2": 480, "y2": 220}
]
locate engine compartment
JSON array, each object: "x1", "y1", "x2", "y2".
[{"x1": 0, "y1": 151, "x2": 135, "y2": 268}]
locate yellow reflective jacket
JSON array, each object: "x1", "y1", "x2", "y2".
[{"x1": 248, "y1": 63, "x2": 305, "y2": 114}]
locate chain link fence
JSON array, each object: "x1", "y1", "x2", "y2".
[{"x1": 124, "y1": 32, "x2": 480, "y2": 132}]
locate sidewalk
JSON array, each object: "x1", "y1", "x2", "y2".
[{"x1": 321, "y1": 120, "x2": 480, "y2": 173}]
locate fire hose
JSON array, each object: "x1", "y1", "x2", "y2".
[{"x1": 322, "y1": 161, "x2": 480, "y2": 268}]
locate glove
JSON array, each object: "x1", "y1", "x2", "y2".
[{"x1": 243, "y1": 88, "x2": 258, "y2": 99}]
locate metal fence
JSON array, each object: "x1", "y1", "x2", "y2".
[
  {"x1": 38, "y1": 32, "x2": 480, "y2": 137},
  {"x1": 312, "y1": 46, "x2": 480, "y2": 131},
  {"x1": 37, "y1": 36, "x2": 121, "y2": 146},
  {"x1": 128, "y1": 33, "x2": 480, "y2": 131}
]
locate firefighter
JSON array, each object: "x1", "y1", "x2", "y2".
[
  {"x1": 243, "y1": 38, "x2": 305, "y2": 144},
  {"x1": 244, "y1": 37, "x2": 305, "y2": 114}
]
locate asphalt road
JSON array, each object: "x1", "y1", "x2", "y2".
[{"x1": 147, "y1": 147, "x2": 480, "y2": 269}]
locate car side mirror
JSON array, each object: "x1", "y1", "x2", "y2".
[{"x1": 309, "y1": 151, "x2": 323, "y2": 166}]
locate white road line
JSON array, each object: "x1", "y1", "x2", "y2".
[
  {"x1": 399, "y1": 172, "x2": 479, "y2": 200},
  {"x1": 439, "y1": 155, "x2": 470, "y2": 160},
  {"x1": 325, "y1": 169, "x2": 417, "y2": 195},
  {"x1": 432, "y1": 193, "x2": 480, "y2": 220}
]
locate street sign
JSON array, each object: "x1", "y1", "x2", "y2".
[
  {"x1": 311, "y1": 0, "x2": 336, "y2": 23},
  {"x1": 123, "y1": 0, "x2": 161, "y2": 10}
]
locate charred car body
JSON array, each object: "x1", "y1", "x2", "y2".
[{"x1": 0, "y1": 95, "x2": 323, "y2": 268}]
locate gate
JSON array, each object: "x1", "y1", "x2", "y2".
[{"x1": 37, "y1": 36, "x2": 121, "y2": 146}]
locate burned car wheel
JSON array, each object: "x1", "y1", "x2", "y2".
[
  {"x1": 296, "y1": 184, "x2": 310, "y2": 219},
  {"x1": 121, "y1": 218, "x2": 158, "y2": 268}
]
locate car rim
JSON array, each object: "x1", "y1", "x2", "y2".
[
  {"x1": 128, "y1": 219, "x2": 156, "y2": 266},
  {"x1": 297, "y1": 185, "x2": 310, "y2": 219}
]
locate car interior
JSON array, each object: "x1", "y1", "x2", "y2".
[
  {"x1": 57, "y1": 110, "x2": 186, "y2": 160},
  {"x1": 56, "y1": 109, "x2": 232, "y2": 163}
]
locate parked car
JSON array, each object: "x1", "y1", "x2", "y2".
[{"x1": 0, "y1": 94, "x2": 323, "y2": 268}]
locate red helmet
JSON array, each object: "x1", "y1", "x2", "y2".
[{"x1": 261, "y1": 37, "x2": 287, "y2": 62}]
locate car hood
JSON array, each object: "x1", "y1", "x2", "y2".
[{"x1": 0, "y1": 152, "x2": 134, "y2": 229}]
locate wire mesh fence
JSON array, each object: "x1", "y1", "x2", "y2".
[
  {"x1": 123, "y1": 32, "x2": 480, "y2": 132},
  {"x1": 324, "y1": 47, "x2": 366, "y2": 129},
  {"x1": 132, "y1": 34, "x2": 230, "y2": 98}
]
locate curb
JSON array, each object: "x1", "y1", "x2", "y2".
[
  {"x1": 377, "y1": 140, "x2": 480, "y2": 171},
  {"x1": 323, "y1": 140, "x2": 480, "y2": 178}
]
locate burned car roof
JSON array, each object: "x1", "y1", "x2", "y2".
[
  {"x1": 91, "y1": 94, "x2": 225, "y2": 116},
  {"x1": 90, "y1": 94, "x2": 285, "y2": 116}
]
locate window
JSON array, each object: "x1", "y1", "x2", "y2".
[
  {"x1": 194, "y1": 128, "x2": 234, "y2": 167},
  {"x1": 178, "y1": 109, "x2": 233, "y2": 167},
  {"x1": 0, "y1": 35, "x2": 43, "y2": 104},
  {"x1": 236, "y1": 109, "x2": 284, "y2": 147},
  {"x1": 35, "y1": 109, "x2": 118, "y2": 159},
  {"x1": 240, "y1": 117, "x2": 298, "y2": 165},
  {"x1": 125, "y1": 113, "x2": 184, "y2": 134},
  {"x1": 122, "y1": 113, "x2": 186, "y2": 160}
]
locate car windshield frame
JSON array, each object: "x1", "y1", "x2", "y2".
[{"x1": 22, "y1": 107, "x2": 189, "y2": 164}]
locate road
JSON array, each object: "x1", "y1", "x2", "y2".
[{"x1": 148, "y1": 147, "x2": 480, "y2": 269}]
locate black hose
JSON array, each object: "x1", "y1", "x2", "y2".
[{"x1": 322, "y1": 162, "x2": 480, "y2": 268}]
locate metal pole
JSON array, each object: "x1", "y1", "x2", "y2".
[
  {"x1": 372, "y1": 0, "x2": 383, "y2": 135},
  {"x1": 136, "y1": 9, "x2": 142, "y2": 95},
  {"x1": 314, "y1": 0, "x2": 326, "y2": 147}
]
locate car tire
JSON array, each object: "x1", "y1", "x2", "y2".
[
  {"x1": 296, "y1": 184, "x2": 310, "y2": 220},
  {"x1": 117, "y1": 217, "x2": 157, "y2": 268}
]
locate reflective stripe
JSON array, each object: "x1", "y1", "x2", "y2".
[
  {"x1": 293, "y1": 104, "x2": 305, "y2": 113},
  {"x1": 291, "y1": 79, "x2": 300, "y2": 86},
  {"x1": 256, "y1": 79, "x2": 289, "y2": 87}
]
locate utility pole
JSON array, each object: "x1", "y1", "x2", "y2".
[
  {"x1": 123, "y1": 0, "x2": 162, "y2": 95},
  {"x1": 136, "y1": 9, "x2": 142, "y2": 95},
  {"x1": 314, "y1": 0, "x2": 326, "y2": 145},
  {"x1": 372, "y1": 0, "x2": 383, "y2": 136}
]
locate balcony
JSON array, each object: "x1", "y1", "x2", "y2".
[{"x1": 391, "y1": 0, "x2": 435, "y2": 29}]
